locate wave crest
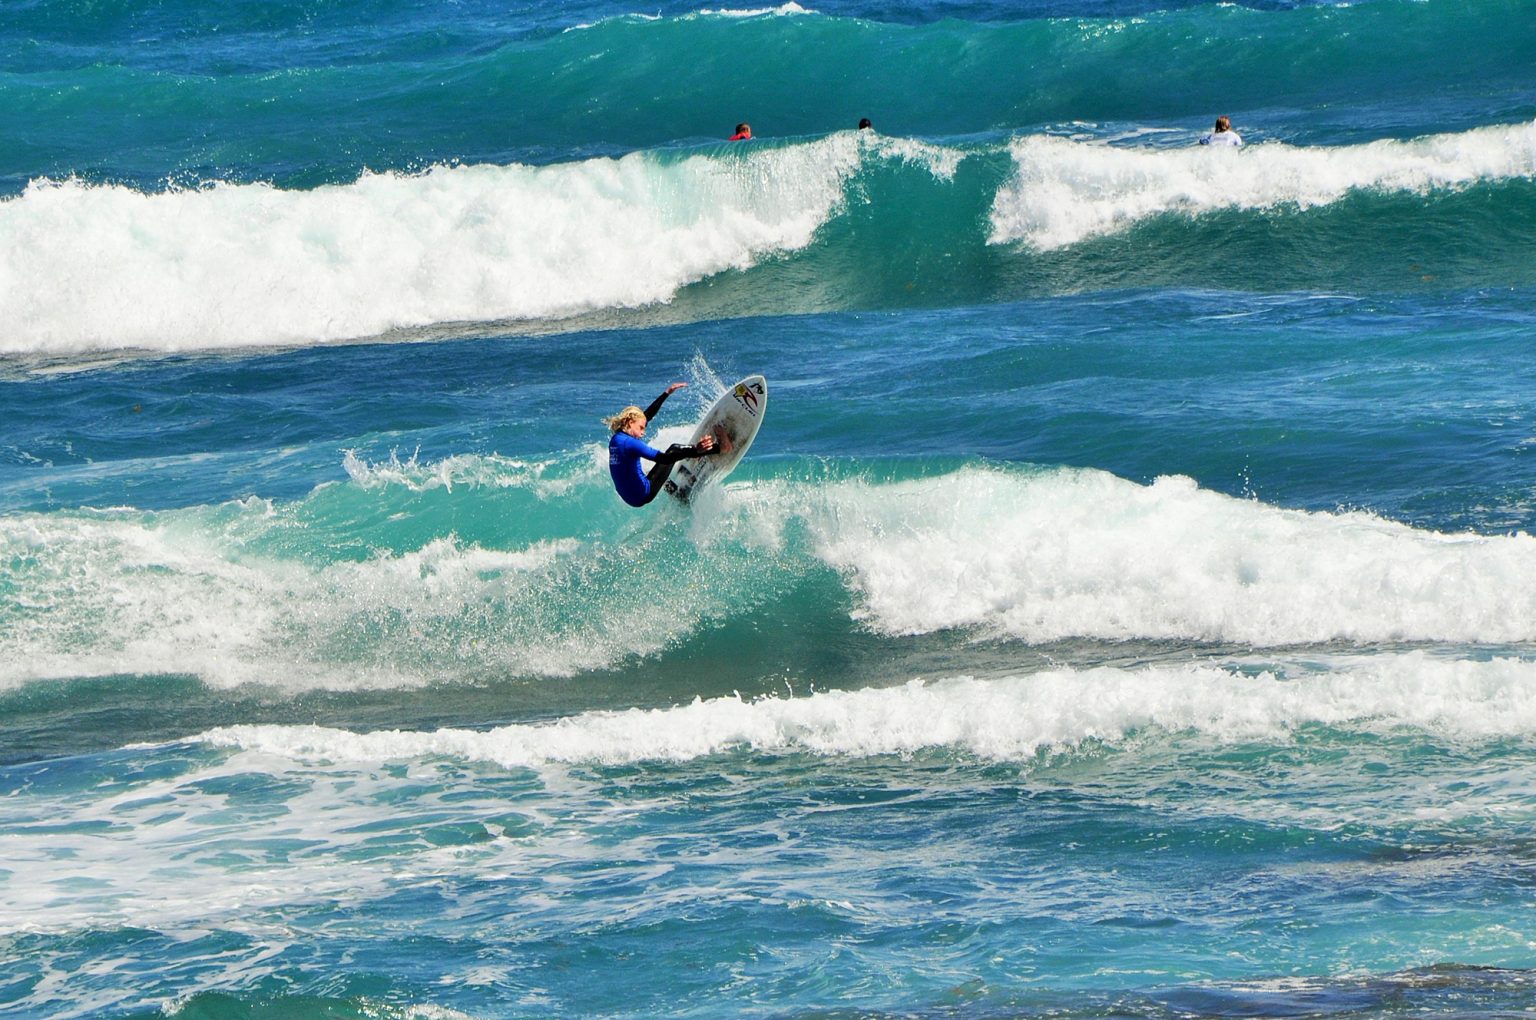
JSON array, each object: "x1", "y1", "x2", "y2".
[
  {"x1": 4, "y1": 462, "x2": 1536, "y2": 691},
  {"x1": 0, "y1": 137, "x2": 862, "y2": 354},
  {"x1": 809, "y1": 467, "x2": 1536, "y2": 644},
  {"x1": 989, "y1": 121, "x2": 1536, "y2": 249},
  {"x1": 202, "y1": 653, "x2": 1536, "y2": 767}
]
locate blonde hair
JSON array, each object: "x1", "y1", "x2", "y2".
[{"x1": 603, "y1": 405, "x2": 644, "y2": 432}]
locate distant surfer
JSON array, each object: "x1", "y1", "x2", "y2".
[
  {"x1": 1200, "y1": 115, "x2": 1242, "y2": 147},
  {"x1": 858, "y1": 118, "x2": 872, "y2": 131},
  {"x1": 729, "y1": 122, "x2": 752, "y2": 141},
  {"x1": 605, "y1": 383, "x2": 722, "y2": 507}
]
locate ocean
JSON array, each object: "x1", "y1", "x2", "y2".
[{"x1": 4, "y1": 0, "x2": 1536, "y2": 1016}]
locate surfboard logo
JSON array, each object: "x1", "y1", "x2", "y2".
[{"x1": 734, "y1": 382, "x2": 761, "y2": 417}]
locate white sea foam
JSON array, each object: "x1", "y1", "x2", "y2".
[
  {"x1": 0, "y1": 746, "x2": 506, "y2": 939},
  {"x1": 9, "y1": 653, "x2": 1531, "y2": 949},
  {"x1": 988, "y1": 120, "x2": 1536, "y2": 249},
  {"x1": 695, "y1": 2, "x2": 816, "y2": 17},
  {"x1": 866, "y1": 133, "x2": 965, "y2": 181},
  {"x1": 0, "y1": 500, "x2": 613, "y2": 691},
  {"x1": 798, "y1": 466, "x2": 1536, "y2": 645},
  {"x1": 564, "y1": 4, "x2": 813, "y2": 33},
  {"x1": 203, "y1": 653, "x2": 1536, "y2": 768},
  {"x1": 0, "y1": 137, "x2": 860, "y2": 354},
  {"x1": 5, "y1": 121, "x2": 1531, "y2": 355},
  {"x1": 4, "y1": 463, "x2": 1534, "y2": 691}
]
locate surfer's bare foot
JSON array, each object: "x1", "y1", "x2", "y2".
[{"x1": 714, "y1": 427, "x2": 733, "y2": 453}]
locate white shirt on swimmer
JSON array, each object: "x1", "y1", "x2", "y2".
[{"x1": 1201, "y1": 128, "x2": 1243, "y2": 147}]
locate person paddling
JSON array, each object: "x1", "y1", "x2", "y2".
[{"x1": 604, "y1": 383, "x2": 720, "y2": 507}]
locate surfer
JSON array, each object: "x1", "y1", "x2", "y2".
[
  {"x1": 1200, "y1": 115, "x2": 1243, "y2": 147},
  {"x1": 605, "y1": 383, "x2": 721, "y2": 507},
  {"x1": 729, "y1": 123, "x2": 752, "y2": 141}
]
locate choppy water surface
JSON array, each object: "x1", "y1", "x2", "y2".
[{"x1": 4, "y1": 0, "x2": 1536, "y2": 1016}]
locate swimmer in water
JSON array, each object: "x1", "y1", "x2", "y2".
[{"x1": 1199, "y1": 115, "x2": 1243, "y2": 147}]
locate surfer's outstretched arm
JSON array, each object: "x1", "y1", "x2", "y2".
[{"x1": 642, "y1": 382, "x2": 688, "y2": 423}]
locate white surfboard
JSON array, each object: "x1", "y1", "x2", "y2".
[{"x1": 665, "y1": 375, "x2": 767, "y2": 501}]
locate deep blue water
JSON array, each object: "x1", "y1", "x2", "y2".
[{"x1": 4, "y1": 1, "x2": 1536, "y2": 1017}]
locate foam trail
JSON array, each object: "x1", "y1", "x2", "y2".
[
  {"x1": 989, "y1": 120, "x2": 1536, "y2": 249},
  {"x1": 0, "y1": 137, "x2": 860, "y2": 354},
  {"x1": 202, "y1": 654, "x2": 1536, "y2": 767}
]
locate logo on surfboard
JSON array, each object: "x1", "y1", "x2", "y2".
[{"x1": 734, "y1": 381, "x2": 763, "y2": 417}]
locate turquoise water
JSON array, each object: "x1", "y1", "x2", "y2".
[{"x1": 5, "y1": 1, "x2": 1536, "y2": 1017}]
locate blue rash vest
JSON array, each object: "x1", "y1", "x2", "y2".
[
  {"x1": 607, "y1": 387, "x2": 718, "y2": 507},
  {"x1": 609, "y1": 431, "x2": 665, "y2": 508}
]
